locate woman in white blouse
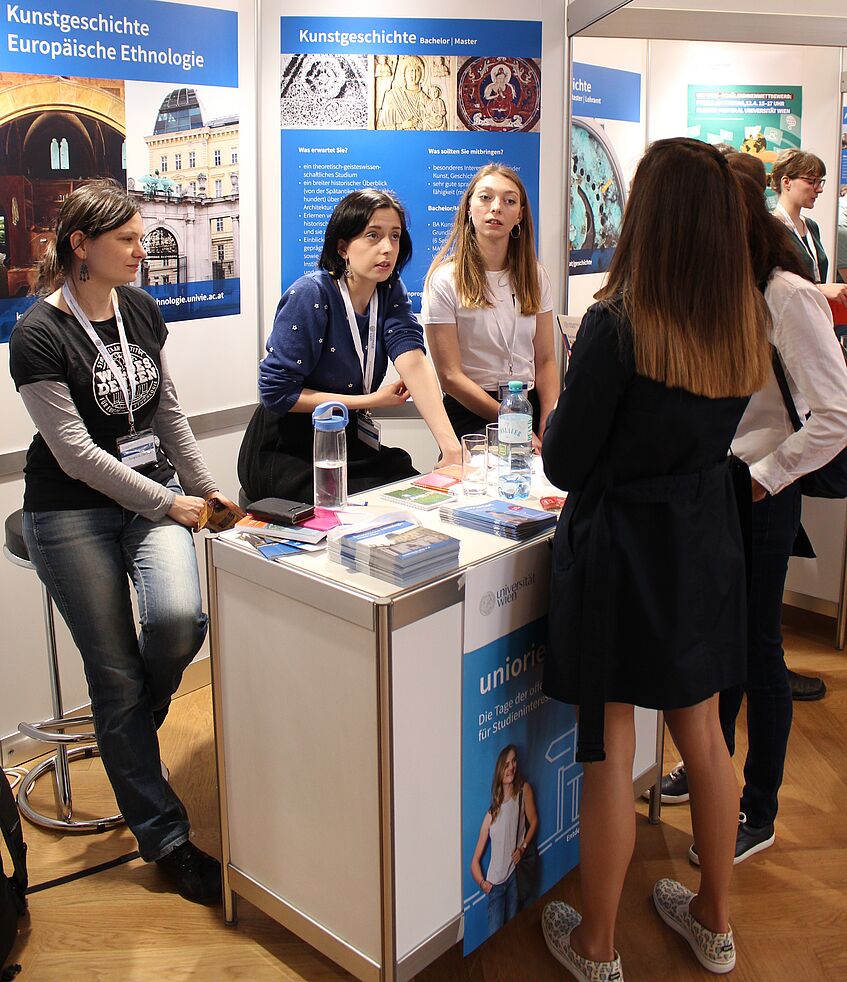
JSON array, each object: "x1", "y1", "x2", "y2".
[{"x1": 421, "y1": 164, "x2": 559, "y2": 449}]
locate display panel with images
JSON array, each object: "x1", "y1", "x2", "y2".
[
  {"x1": 0, "y1": 0, "x2": 240, "y2": 341},
  {"x1": 461, "y1": 548, "x2": 581, "y2": 955},
  {"x1": 568, "y1": 62, "x2": 641, "y2": 277},
  {"x1": 279, "y1": 17, "x2": 542, "y2": 311}
]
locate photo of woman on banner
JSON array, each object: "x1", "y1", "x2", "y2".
[
  {"x1": 238, "y1": 189, "x2": 460, "y2": 503},
  {"x1": 540, "y1": 138, "x2": 772, "y2": 979},
  {"x1": 421, "y1": 163, "x2": 558, "y2": 447},
  {"x1": 470, "y1": 743, "x2": 538, "y2": 937}
]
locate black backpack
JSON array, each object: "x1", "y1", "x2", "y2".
[{"x1": 1, "y1": 773, "x2": 27, "y2": 980}]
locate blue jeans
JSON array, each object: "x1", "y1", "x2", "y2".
[
  {"x1": 487, "y1": 869, "x2": 519, "y2": 937},
  {"x1": 23, "y1": 492, "x2": 207, "y2": 861},
  {"x1": 719, "y1": 483, "x2": 800, "y2": 828}
]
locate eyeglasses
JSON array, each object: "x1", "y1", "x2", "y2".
[{"x1": 796, "y1": 176, "x2": 826, "y2": 190}]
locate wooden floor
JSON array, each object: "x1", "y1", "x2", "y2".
[{"x1": 4, "y1": 609, "x2": 845, "y2": 981}]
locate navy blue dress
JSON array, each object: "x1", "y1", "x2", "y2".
[
  {"x1": 542, "y1": 302, "x2": 750, "y2": 761},
  {"x1": 238, "y1": 271, "x2": 424, "y2": 502}
]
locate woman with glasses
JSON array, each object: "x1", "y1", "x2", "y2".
[
  {"x1": 771, "y1": 149, "x2": 847, "y2": 310},
  {"x1": 769, "y1": 148, "x2": 847, "y2": 700}
]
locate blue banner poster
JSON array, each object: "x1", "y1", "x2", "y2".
[
  {"x1": 0, "y1": 0, "x2": 240, "y2": 341},
  {"x1": 279, "y1": 16, "x2": 542, "y2": 311},
  {"x1": 462, "y1": 545, "x2": 581, "y2": 955},
  {"x1": 569, "y1": 62, "x2": 641, "y2": 277}
]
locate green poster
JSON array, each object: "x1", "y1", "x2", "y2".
[{"x1": 687, "y1": 85, "x2": 802, "y2": 178}]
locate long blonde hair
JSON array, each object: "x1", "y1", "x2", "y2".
[
  {"x1": 595, "y1": 138, "x2": 770, "y2": 398},
  {"x1": 426, "y1": 163, "x2": 541, "y2": 314}
]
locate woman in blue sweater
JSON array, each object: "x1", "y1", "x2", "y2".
[{"x1": 238, "y1": 189, "x2": 460, "y2": 501}]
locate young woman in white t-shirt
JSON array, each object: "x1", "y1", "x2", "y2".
[{"x1": 421, "y1": 164, "x2": 559, "y2": 449}]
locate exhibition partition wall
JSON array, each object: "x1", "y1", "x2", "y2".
[
  {"x1": 0, "y1": 0, "x2": 258, "y2": 754},
  {"x1": 565, "y1": 0, "x2": 847, "y2": 642}
]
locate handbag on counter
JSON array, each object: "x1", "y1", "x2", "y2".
[
  {"x1": 514, "y1": 789, "x2": 538, "y2": 906},
  {"x1": 771, "y1": 348, "x2": 847, "y2": 499}
]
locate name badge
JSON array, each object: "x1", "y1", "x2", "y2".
[
  {"x1": 116, "y1": 429, "x2": 158, "y2": 470},
  {"x1": 357, "y1": 411, "x2": 381, "y2": 451}
]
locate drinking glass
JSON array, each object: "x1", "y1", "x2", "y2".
[
  {"x1": 461, "y1": 434, "x2": 487, "y2": 495},
  {"x1": 485, "y1": 423, "x2": 500, "y2": 489}
]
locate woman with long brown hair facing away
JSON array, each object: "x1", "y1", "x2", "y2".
[
  {"x1": 540, "y1": 139, "x2": 771, "y2": 980},
  {"x1": 421, "y1": 163, "x2": 558, "y2": 449}
]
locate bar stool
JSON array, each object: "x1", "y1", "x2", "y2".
[{"x1": 3, "y1": 509, "x2": 123, "y2": 833}]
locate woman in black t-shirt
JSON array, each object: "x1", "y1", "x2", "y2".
[{"x1": 9, "y1": 181, "x2": 238, "y2": 904}]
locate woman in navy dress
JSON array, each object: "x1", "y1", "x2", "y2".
[{"x1": 539, "y1": 139, "x2": 771, "y2": 979}]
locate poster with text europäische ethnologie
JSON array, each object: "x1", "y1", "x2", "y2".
[
  {"x1": 279, "y1": 17, "x2": 542, "y2": 312},
  {"x1": 0, "y1": 0, "x2": 240, "y2": 342}
]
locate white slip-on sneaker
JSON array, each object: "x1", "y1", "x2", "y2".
[
  {"x1": 652, "y1": 879, "x2": 736, "y2": 974},
  {"x1": 541, "y1": 901, "x2": 624, "y2": 982}
]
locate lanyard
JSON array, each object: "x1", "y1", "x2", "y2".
[
  {"x1": 774, "y1": 204, "x2": 821, "y2": 282},
  {"x1": 491, "y1": 283, "x2": 520, "y2": 377},
  {"x1": 62, "y1": 283, "x2": 139, "y2": 432},
  {"x1": 339, "y1": 278, "x2": 378, "y2": 394}
]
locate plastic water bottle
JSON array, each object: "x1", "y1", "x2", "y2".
[
  {"x1": 312, "y1": 401, "x2": 348, "y2": 509},
  {"x1": 498, "y1": 381, "x2": 532, "y2": 500}
]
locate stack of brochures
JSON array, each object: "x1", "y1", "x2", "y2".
[
  {"x1": 439, "y1": 499, "x2": 556, "y2": 540},
  {"x1": 328, "y1": 515, "x2": 460, "y2": 586}
]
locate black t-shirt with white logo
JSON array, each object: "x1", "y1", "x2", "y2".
[{"x1": 9, "y1": 285, "x2": 176, "y2": 511}]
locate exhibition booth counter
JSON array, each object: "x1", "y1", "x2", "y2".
[{"x1": 206, "y1": 473, "x2": 662, "y2": 982}]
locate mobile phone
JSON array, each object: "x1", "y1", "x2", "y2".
[{"x1": 247, "y1": 497, "x2": 315, "y2": 526}]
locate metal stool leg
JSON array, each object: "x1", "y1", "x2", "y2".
[{"x1": 15, "y1": 581, "x2": 124, "y2": 833}]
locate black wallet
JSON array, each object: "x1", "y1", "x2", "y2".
[{"x1": 247, "y1": 497, "x2": 315, "y2": 525}]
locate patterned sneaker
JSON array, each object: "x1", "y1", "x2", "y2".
[
  {"x1": 652, "y1": 879, "x2": 735, "y2": 974},
  {"x1": 689, "y1": 811, "x2": 775, "y2": 866},
  {"x1": 641, "y1": 762, "x2": 689, "y2": 804},
  {"x1": 541, "y1": 902, "x2": 624, "y2": 982}
]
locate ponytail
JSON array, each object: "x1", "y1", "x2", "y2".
[{"x1": 35, "y1": 240, "x2": 64, "y2": 295}]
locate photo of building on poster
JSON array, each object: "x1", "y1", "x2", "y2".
[
  {"x1": 0, "y1": 0, "x2": 239, "y2": 341},
  {"x1": 687, "y1": 84, "x2": 803, "y2": 191},
  {"x1": 568, "y1": 62, "x2": 641, "y2": 277},
  {"x1": 461, "y1": 548, "x2": 581, "y2": 956},
  {"x1": 279, "y1": 17, "x2": 542, "y2": 309}
]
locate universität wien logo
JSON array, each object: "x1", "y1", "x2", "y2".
[{"x1": 479, "y1": 591, "x2": 496, "y2": 616}]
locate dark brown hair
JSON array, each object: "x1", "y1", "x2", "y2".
[
  {"x1": 726, "y1": 158, "x2": 815, "y2": 288},
  {"x1": 724, "y1": 151, "x2": 767, "y2": 189},
  {"x1": 35, "y1": 180, "x2": 138, "y2": 293},
  {"x1": 596, "y1": 137, "x2": 770, "y2": 398},
  {"x1": 488, "y1": 744, "x2": 524, "y2": 823},
  {"x1": 426, "y1": 163, "x2": 541, "y2": 313},
  {"x1": 318, "y1": 188, "x2": 412, "y2": 281}
]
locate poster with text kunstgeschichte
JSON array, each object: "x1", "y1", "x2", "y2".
[
  {"x1": 462, "y1": 543, "x2": 581, "y2": 955},
  {"x1": 280, "y1": 17, "x2": 541, "y2": 312},
  {"x1": 0, "y1": 0, "x2": 240, "y2": 342},
  {"x1": 568, "y1": 62, "x2": 641, "y2": 277},
  {"x1": 687, "y1": 84, "x2": 803, "y2": 198}
]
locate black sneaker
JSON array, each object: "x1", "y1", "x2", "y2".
[
  {"x1": 642, "y1": 762, "x2": 689, "y2": 804},
  {"x1": 155, "y1": 841, "x2": 222, "y2": 904},
  {"x1": 787, "y1": 669, "x2": 826, "y2": 701},
  {"x1": 689, "y1": 812, "x2": 775, "y2": 866}
]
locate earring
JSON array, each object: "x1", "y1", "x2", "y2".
[
  {"x1": 79, "y1": 261, "x2": 90, "y2": 281},
  {"x1": 510, "y1": 223, "x2": 522, "y2": 240},
  {"x1": 343, "y1": 256, "x2": 353, "y2": 279}
]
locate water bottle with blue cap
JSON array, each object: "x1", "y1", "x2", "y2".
[{"x1": 312, "y1": 401, "x2": 348, "y2": 509}]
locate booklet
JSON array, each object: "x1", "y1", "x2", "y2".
[{"x1": 379, "y1": 485, "x2": 456, "y2": 510}]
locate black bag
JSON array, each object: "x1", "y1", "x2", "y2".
[
  {"x1": 771, "y1": 348, "x2": 847, "y2": 498},
  {"x1": 1, "y1": 773, "x2": 27, "y2": 980},
  {"x1": 514, "y1": 789, "x2": 538, "y2": 906}
]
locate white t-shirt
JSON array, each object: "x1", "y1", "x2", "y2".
[
  {"x1": 732, "y1": 268, "x2": 847, "y2": 495},
  {"x1": 421, "y1": 261, "x2": 553, "y2": 391}
]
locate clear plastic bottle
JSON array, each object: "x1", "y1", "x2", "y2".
[
  {"x1": 312, "y1": 401, "x2": 349, "y2": 509},
  {"x1": 498, "y1": 380, "x2": 532, "y2": 500}
]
